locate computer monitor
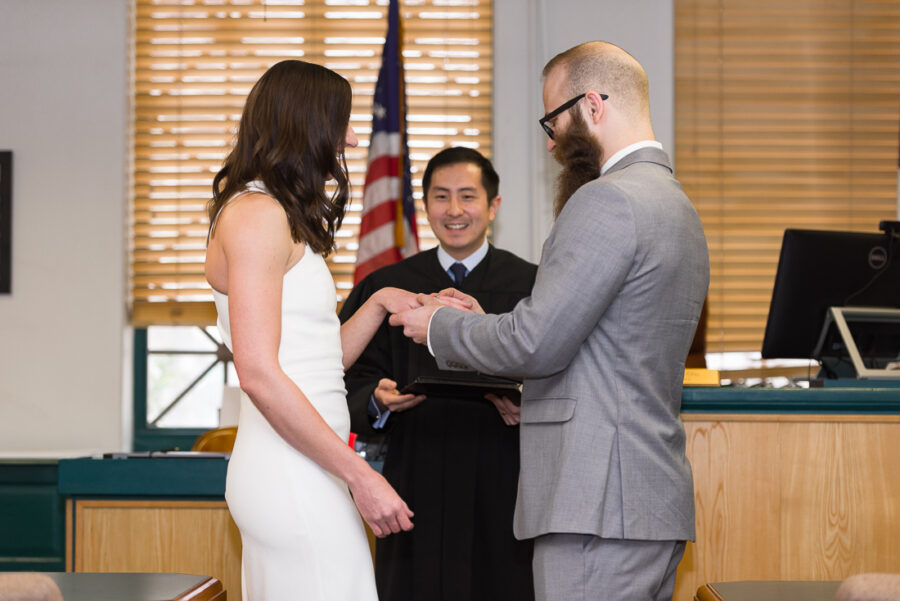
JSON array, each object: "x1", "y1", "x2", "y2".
[{"x1": 760, "y1": 226, "x2": 900, "y2": 366}]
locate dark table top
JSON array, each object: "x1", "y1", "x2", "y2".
[
  {"x1": 699, "y1": 580, "x2": 841, "y2": 601},
  {"x1": 41, "y1": 573, "x2": 222, "y2": 601}
]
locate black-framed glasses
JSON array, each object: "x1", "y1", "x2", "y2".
[{"x1": 539, "y1": 92, "x2": 608, "y2": 140}]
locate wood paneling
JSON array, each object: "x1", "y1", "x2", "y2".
[
  {"x1": 675, "y1": 415, "x2": 900, "y2": 601},
  {"x1": 70, "y1": 500, "x2": 241, "y2": 601}
]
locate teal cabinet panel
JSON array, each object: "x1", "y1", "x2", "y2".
[
  {"x1": 682, "y1": 385, "x2": 900, "y2": 413},
  {"x1": 0, "y1": 462, "x2": 65, "y2": 571},
  {"x1": 58, "y1": 456, "x2": 228, "y2": 497}
]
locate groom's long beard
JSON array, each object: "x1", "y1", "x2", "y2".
[{"x1": 552, "y1": 110, "x2": 603, "y2": 218}]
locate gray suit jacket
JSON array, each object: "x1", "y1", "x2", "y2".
[{"x1": 429, "y1": 147, "x2": 709, "y2": 542}]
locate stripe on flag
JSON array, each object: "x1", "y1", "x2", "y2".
[{"x1": 353, "y1": 0, "x2": 418, "y2": 285}]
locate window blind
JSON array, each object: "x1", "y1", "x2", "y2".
[
  {"x1": 132, "y1": 0, "x2": 493, "y2": 326},
  {"x1": 675, "y1": 0, "x2": 900, "y2": 353}
]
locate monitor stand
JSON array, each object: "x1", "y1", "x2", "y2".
[{"x1": 812, "y1": 306, "x2": 900, "y2": 380}]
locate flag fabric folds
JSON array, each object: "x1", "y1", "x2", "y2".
[{"x1": 354, "y1": 0, "x2": 418, "y2": 284}]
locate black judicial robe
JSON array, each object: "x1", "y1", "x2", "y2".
[{"x1": 340, "y1": 245, "x2": 537, "y2": 601}]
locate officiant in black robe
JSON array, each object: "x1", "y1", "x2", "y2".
[{"x1": 340, "y1": 147, "x2": 537, "y2": 601}]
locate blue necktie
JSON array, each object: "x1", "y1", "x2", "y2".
[{"x1": 449, "y1": 262, "x2": 467, "y2": 285}]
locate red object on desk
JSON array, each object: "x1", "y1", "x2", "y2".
[{"x1": 348, "y1": 432, "x2": 357, "y2": 448}]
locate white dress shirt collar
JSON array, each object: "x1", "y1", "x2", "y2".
[
  {"x1": 436, "y1": 239, "x2": 489, "y2": 274},
  {"x1": 600, "y1": 140, "x2": 663, "y2": 175}
]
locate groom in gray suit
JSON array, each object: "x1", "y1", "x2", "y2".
[{"x1": 391, "y1": 41, "x2": 709, "y2": 601}]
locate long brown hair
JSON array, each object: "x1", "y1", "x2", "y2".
[{"x1": 209, "y1": 60, "x2": 352, "y2": 255}]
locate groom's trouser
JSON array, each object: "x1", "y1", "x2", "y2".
[{"x1": 532, "y1": 534, "x2": 685, "y2": 601}]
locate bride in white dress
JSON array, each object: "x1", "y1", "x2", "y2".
[{"x1": 204, "y1": 60, "x2": 417, "y2": 601}]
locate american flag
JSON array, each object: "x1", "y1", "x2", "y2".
[{"x1": 353, "y1": 0, "x2": 418, "y2": 284}]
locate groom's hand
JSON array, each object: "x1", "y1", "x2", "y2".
[{"x1": 389, "y1": 302, "x2": 439, "y2": 345}]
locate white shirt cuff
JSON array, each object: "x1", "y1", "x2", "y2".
[{"x1": 426, "y1": 306, "x2": 444, "y2": 356}]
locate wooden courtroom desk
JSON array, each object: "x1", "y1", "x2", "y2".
[
  {"x1": 673, "y1": 386, "x2": 900, "y2": 601},
  {"x1": 52, "y1": 387, "x2": 900, "y2": 601},
  {"x1": 695, "y1": 580, "x2": 840, "y2": 601},
  {"x1": 58, "y1": 455, "x2": 241, "y2": 601},
  {"x1": 40, "y1": 572, "x2": 224, "y2": 601}
]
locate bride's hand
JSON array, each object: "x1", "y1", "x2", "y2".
[
  {"x1": 349, "y1": 470, "x2": 414, "y2": 537},
  {"x1": 374, "y1": 287, "x2": 422, "y2": 315}
]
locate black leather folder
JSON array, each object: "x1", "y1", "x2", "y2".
[{"x1": 400, "y1": 375, "x2": 522, "y2": 404}]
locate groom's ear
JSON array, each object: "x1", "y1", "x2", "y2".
[{"x1": 584, "y1": 91, "x2": 606, "y2": 125}]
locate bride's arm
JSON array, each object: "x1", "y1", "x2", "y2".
[
  {"x1": 339, "y1": 287, "x2": 420, "y2": 370},
  {"x1": 213, "y1": 196, "x2": 413, "y2": 536}
]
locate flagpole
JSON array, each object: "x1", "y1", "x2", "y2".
[{"x1": 393, "y1": 1, "x2": 407, "y2": 248}]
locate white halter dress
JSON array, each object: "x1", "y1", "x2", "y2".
[{"x1": 212, "y1": 182, "x2": 377, "y2": 601}]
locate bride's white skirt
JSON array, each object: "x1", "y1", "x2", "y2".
[{"x1": 226, "y1": 394, "x2": 377, "y2": 601}]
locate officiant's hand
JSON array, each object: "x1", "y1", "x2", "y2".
[
  {"x1": 374, "y1": 378, "x2": 425, "y2": 412},
  {"x1": 486, "y1": 393, "x2": 521, "y2": 426}
]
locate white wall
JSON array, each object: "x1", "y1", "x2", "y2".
[
  {"x1": 492, "y1": 0, "x2": 674, "y2": 261},
  {"x1": 0, "y1": 0, "x2": 129, "y2": 453}
]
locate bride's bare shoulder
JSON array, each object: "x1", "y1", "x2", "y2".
[{"x1": 213, "y1": 192, "x2": 289, "y2": 239}]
